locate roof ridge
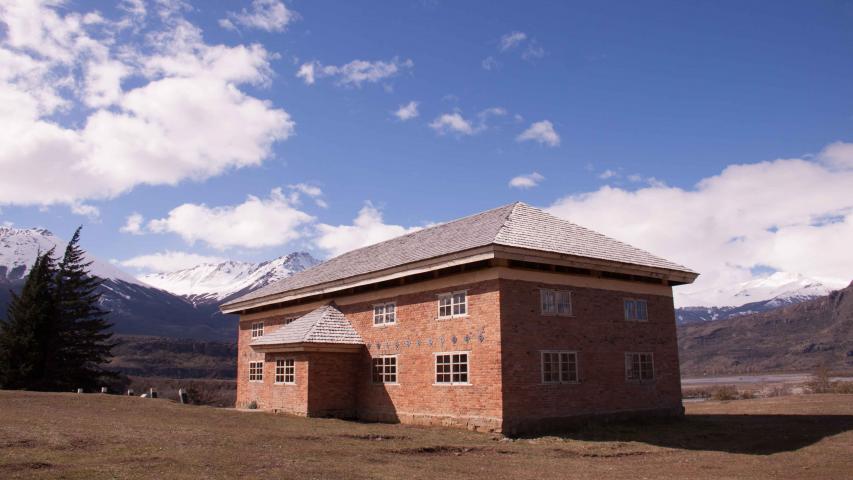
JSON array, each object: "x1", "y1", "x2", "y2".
[
  {"x1": 302, "y1": 304, "x2": 333, "y2": 341},
  {"x1": 493, "y1": 201, "x2": 526, "y2": 243}
]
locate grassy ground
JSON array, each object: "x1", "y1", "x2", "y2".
[{"x1": 1, "y1": 392, "x2": 851, "y2": 479}]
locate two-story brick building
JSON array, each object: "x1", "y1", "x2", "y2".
[{"x1": 220, "y1": 202, "x2": 698, "y2": 434}]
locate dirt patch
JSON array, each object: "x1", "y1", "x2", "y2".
[
  {"x1": 0, "y1": 461, "x2": 54, "y2": 472},
  {"x1": 0, "y1": 439, "x2": 37, "y2": 449},
  {"x1": 340, "y1": 433, "x2": 410, "y2": 441},
  {"x1": 550, "y1": 448, "x2": 654, "y2": 459},
  {"x1": 391, "y1": 445, "x2": 514, "y2": 456}
]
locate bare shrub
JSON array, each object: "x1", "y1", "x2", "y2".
[
  {"x1": 808, "y1": 365, "x2": 833, "y2": 393},
  {"x1": 739, "y1": 389, "x2": 756, "y2": 400},
  {"x1": 830, "y1": 382, "x2": 853, "y2": 394},
  {"x1": 711, "y1": 385, "x2": 739, "y2": 401},
  {"x1": 766, "y1": 385, "x2": 791, "y2": 397}
]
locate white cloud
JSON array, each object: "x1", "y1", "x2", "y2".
[
  {"x1": 315, "y1": 203, "x2": 422, "y2": 257},
  {"x1": 287, "y1": 183, "x2": 328, "y2": 208},
  {"x1": 429, "y1": 112, "x2": 475, "y2": 135},
  {"x1": 509, "y1": 172, "x2": 545, "y2": 189},
  {"x1": 297, "y1": 57, "x2": 414, "y2": 87},
  {"x1": 120, "y1": 213, "x2": 144, "y2": 235},
  {"x1": 429, "y1": 107, "x2": 507, "y2": 136},
  {"x1": 481, "y1": 56, "x2": 499, "y2": 70},
  {"x1": 220, "y1": 0, "x2": 297, "y2": 32},
  {"x1": 517, "y1": 120, "x2": 560, "y2": 147},
  {"x1": 70, "y1": 202, "x2": 100, "y2": 219},
  {"x1": 147, "y1": 188, "x2": 315, "y2": 250},
  {"x1": 522, "y1": 40, "x2": 545, "y2": 61},
  {"x1": 394, "y1": 101, "x2": 419, "y2": 121},
  {"x1": 599, "y1": 169, "x2": 618, "y2": 180},
  {"x1": 120, "y1": 251, "x2": 226, "y2": 273},
  {"x1": 0, "y1": 1, "x2": 293, "y2": 209},
  {"x1": 547, "y1": 142, "x2": 853, "y2": 306},
  {"x1": 500, "y1": 31, "x2": 527, "y2": 51}
]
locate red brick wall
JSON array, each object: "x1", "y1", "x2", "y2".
[
  {"x1": 307, "y1": 352, "x2": 358, "y2": 417},
  {"x1": 340, "y1": 279, "x2": 504, "y2": 431},
  {"x1": 499, "y1": 278, "x2": 682, "y2": 433}
]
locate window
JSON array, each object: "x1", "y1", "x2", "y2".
[
  {"x1": 435, "y1": 352, "x2": 469, "y2": 384},
  {"x1": 625, "y1": 353, "x2": 654, "y2": 381},
  {"x1": 372, "y1": 356, "x2": 397, "y2": 384},
  {"x1": 438, "y1": 291, "x2": 467, "y2": 318},
  {"x1": 275, "y1": 359, "x2": 295, "y2": 384},
  {"x1": 250, "y1": 322, "x2": 264, "y2": 338},
  {"x1": 373, "y1": 302, "x2": 397, "y2": 326},
  {"x1": 541, "y1": 351, "x2": 579, "y2": 383},
  {"x1": 624, "y1": 299, "x2": 648, "y2": 321},
  {"x1": 540, "y1": 289, "x2": 572, "y2": 316},
  {"x1": 249, "y1": 361, "x2": 263, "y2": 382}
]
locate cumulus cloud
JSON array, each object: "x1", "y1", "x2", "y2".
[
  {"x1": 147, "y1": 188, "x2": 315, "y2": 250},
  {"x1": 287, "y1": 183, "x2": 328, "y2": 208},
  {"x1": 394, "y1": 101, "x2": 419, "y2": 121},
  {"x1": 429, "y1": 107, "x2": 507, "y2": 136},
  {"x1": 429, "y1": 112, "x2": 475, "y2": 135},
  {"x1": 509, "y1": 172, "x2": 545, "y2": 189},
  {"x1": 547, "y1": 142, "x2": 853, "y2": 306},
  {"x1": 120, "y1": 213, "x2": 144, "y2": 235},
  {"x1": 315, "y1": 203, "x2": 422, "y2": 257},
  {"x1": 0, "y1": 1, "x2": 293, "y2": 209},
  {"x1": 220, "y1": 0, "x2": 297, "y2": 32},
  {"x1": 517, "y1": 120, "x2": 560, "y2": 147},
  {"x1": 120, "y1": 251, "x2": 227, "y2": 273},
  {"x1": 296, "y1": 57, "x2": 414, "y2": 87}
]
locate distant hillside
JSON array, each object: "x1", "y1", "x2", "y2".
[
  {"x1": 678, "y1": 282, "x2": 853, "y2": 375},
  {"x1": 675, "y1": 272, "x2": 840, "y2": 325},
  {"x1": 109, "y1": 335, "x2": 236, "y2": 379}
]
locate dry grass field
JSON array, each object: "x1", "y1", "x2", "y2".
[{"x1": 1, "y1": 391, "x2": 851, "y2": 479}]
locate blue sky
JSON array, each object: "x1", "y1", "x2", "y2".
[{"x1": 1, "y1": 0, "x2": 852, "y2": 305}]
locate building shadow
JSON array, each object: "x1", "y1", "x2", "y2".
[{"x1": 519, "y1": 414, "x2": 853, "y2": 455}]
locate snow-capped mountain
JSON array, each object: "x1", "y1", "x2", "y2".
[
  {"x1": 139, "y1": 252, "x2": 320, "y2": 304},
  {"x1": 0, "y1": 227, "x2": 233, "y2": 340},
  {"x1": 0, "y1": 226, "x2": 141, "y2": 285},
  {"x1": 675, "y1": 272, "x2": 844, "y2": 325}
]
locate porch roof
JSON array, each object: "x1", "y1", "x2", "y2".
[{"x1": 251, "y1": 304, "x2": 363, "y2": 347}]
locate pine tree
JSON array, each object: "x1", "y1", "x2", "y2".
[
  {"x1": 54, "y1": 226, "x2": 115, "y2": 390},
  {"x1": 0, "y1": 249, "x2": 59, "y2": 389}
]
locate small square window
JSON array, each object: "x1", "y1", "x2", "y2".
[
  {"x1": 372, "y1": 356, "x2": 397, "y2": 384},
  {"x1": 541, "y1": 289, "x2": 572, "y2": 316},
  {"x1": 438, "y1": 291, "x2": 467, "y2": 318},
  {"x1": 275, "y1": 359, "x2": 295, "y2": 384},
  {"x1": 435, "y1": 352, "x2": 469, "y2": 384},
  {"x1": 542, "y1": 351, "x2": 578, "y2": 383},
  {"x1": 373, "y1": 302, "x2": 397, "y2": 325},
  {"x1": 249, "y1": 361, "x2": 263, "y2": 382},
  {"x1": 624, "y1": 299, "x2": 648, "y2": 321},
  {"x1": 625, "y1": 352, "x2": 654, "y2": 381},
  {"x1": 251, "y1": 322, "x2": 264, "y2": 338}
]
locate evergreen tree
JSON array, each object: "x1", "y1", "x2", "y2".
[
  {"x1": 0, "y1": 249, "x2": 59, "y2": 389},
  {"x1": 54, "y1": 226, "x2": 116, "y2": 390}
]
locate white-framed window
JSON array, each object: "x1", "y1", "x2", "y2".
[
  {"x1": 275, "y1": 359, "x2": 295, "y2": 384},
  {"x1": 434, "y1": 352, "x2": 469, "y2": 385},
  {"x1": 373, "y1": 302, "x2": 397, "y2": 326},
  {"x1": 540, "y1": 289, "x2": 573, "y2": 316},
  {"x1": 249, "y1": 361, "x2": 263, "y2": 382},
  {"x1": 624, "y1": 299, "x2": 649, "y2": 322},
  {"x1": 437, "y1": 291, "x2": 467, "y2": 318},
  {"x1": 251, "y1": 322, "x2": 264, "y2": 338},
  {"x1": 625, "y1": 352, "x2": 654, "y2": 381},
  {"x1": 371, "y1": 355, "x2": 398, "y2": 384},
  {"x1": 541, "y1": 351, "x2": 579, "y2": 383}
]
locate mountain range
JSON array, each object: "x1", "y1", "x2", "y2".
[{"x1": 0, "y1": 227, "x2": 318, "y2": 341}]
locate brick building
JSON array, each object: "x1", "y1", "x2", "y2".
[{"x1": 221, "y1": 203, "x2": 698, "y2": 434}]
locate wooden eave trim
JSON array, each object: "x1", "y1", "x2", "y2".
[
  {"x1": 250, "y1": 342, "x2": 364, "y2": 353},
  {"x1": 491, "y1": 245, "x2": 699, "y2": 284},
  {"x1": 220, "y1": 247, "x2": 495, "y2": 314}
]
